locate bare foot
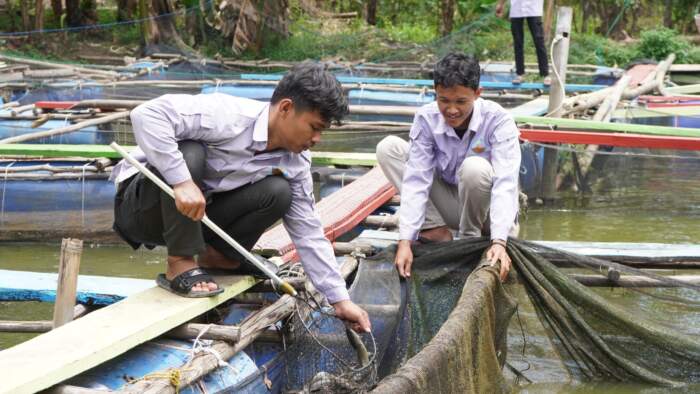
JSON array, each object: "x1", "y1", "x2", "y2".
[
  {"x1": 198, "y1": 245, "x2": 241, "y2": 270},
  {"x1": 167, "y1": 255, "x2": 218, "y2": 292},
  {"x1": 543, "y1": 76, "x2": 552, "y2": 86},
  {"x1": 419, "y1": 226, "x2": 453, "y2": 243}
]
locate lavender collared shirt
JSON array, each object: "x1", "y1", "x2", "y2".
[
  {"x1": 110, "y1": 93, "x2": 349, "y2": 303},
  {"x1": 399, "y1": 98, "x2": 521, "y2": 242},
  {"x1": 509, "y1": 0, "x2": 544, "y2": 18}
]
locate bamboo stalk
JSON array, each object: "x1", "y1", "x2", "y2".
[
  {"x1": 333, "y1": 241, "x2": 375, "y2": 256},
  {"x1": 165, "y1": 323, "x2": 281, "y2": 343},
  {"x1": 0, "y1": 111, "x2": 130, "y2": 144},
  {"x1": 576, "y1": 75, "x2": 632, "y2": 182},
  {"x1": 0, "y1": 305, "x2": 90, "y2": 333},
  {"x1": 655, "y1": 53, "x2": 676, "y2": 96},
  {"x1": 0, "y1": 54, "x2": 119, "y2": 79},
  {"x1": 0, "y1": 173, "x2": 111, "y2": 180},
  {"x1": 0, "y1": 164, "x2": 101, "y2": 173},
  {"x1": 9, "y1": 103, "x2": 36, "y2": 117},
  {"x1": 362, "y1": 214, "x2": 399, "y2": 228}
]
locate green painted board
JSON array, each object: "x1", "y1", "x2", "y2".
[
  {"x1": 514, "y1": 115, "x2": 700, "y2": 138},
  {"x1": 311, "y1": 151, "x2": 377, "y2": 166},
  {"x1": 0, "y1": 275, "x2": 258, "y2": 394},
  {"x1": 612, "y1": 106, "x2": 700, "y2": 119},
  {"x1": 0, "y1": 144, "x2": 379, "y2": 167}
]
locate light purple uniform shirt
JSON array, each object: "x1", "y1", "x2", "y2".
[
  {"x1": 110, "y1": 93, "x2": 349, "y2": 303},
  {"x1": 399, "y1": 98, "x2": 521, "y2": 242},
  {"x1": 509, "y1": 0, "x2": 544, "y2": 18}
]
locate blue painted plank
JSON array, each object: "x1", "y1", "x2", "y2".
[
  {"x1": 0, "y1": 269, "x2": 153, "y2": 305},
  {"x1": 240, "y1": 73, "x2": 607, "y2": 92}
]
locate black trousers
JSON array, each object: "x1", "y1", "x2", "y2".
[
  {"x1": 511, "y1": 16, "x2": 549, "y2": 77},
  {"x1": 113, "y1": 141, "x2": 292, "y2": 260}
]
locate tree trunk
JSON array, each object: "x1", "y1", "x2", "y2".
[
  {"x1": 80, "y1": 0, "x2": 97, "y2": 25},
  {"x1": 147, "y1": 0, "x2": 194, "y2": 54},
  {"x1": 663, "y1": 0, "x2": 672, "y2": 28},
  {"x1": 51, "y1": 0, "x2": 62, "y2": 24},
  {"x1": 544, "y1": 0, "x2": 554, "y2": 40},
  {"x1": 581, "y1": 1, "x2": 590, "y2": 33},
  {"x1": 366, "y1": 0, "x2": 377, "y2": 25},
  {"x1": 116, "y1": 0, "x2": 136, "y2": 21},
  {"x1": 34, "y1": 0, "x2": 44, "y2": 31},
  {"x1": 65, "y1": 0, "x2": 81, "y2": 27},
  {"x1": 139, "y1": 0, "x2": 157, "y2": 47},
  {"x1": 439, "y1": 0, "x2": 454, "y2": 37},
  {"x1": 21, "y1": 0, "x2": 31, "y2": 31}
]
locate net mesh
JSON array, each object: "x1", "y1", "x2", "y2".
[{"x1": 285, "y1": 238, "x2": 700, "y2": 392}]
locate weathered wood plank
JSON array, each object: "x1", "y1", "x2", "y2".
[
  {"x1": 0, "y1": 275, "x2": 258, "y2": 394},
  {"x1": 254, "y1": 166, "x2": 395, "y2": 257}
]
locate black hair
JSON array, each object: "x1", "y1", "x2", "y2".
[
  {"x1": 270, "y1": 62, "x2": 349, "y2": 124},
  {"x1": 433, "y1": 53, "x2": 481, "y2": 90}
]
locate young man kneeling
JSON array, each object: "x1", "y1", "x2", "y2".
[
  {"x1": 111, "y1": 63, "x2": 370, "y2": 332},
  {"x1": 376, "y1": 53, "x2": 521, "y2": 281}
]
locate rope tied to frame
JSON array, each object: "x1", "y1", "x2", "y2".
[{"x1": 125, "y1": 368, "x2": 185, "y2": 393}]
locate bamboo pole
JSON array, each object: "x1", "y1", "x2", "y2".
[
  {"x1": 576, "y1": 75, "x2": 632, "y2": 183},
  {"x1": 0, "y1": 111, "x2": 130, "y2": 144},
  {"x1": 119, "y1": 256, "x2": 359, "y2": 393},
  {"x1": 0, "y1": 305, "x2": 90, "y2": 333},
  {"x1": 362, "y1": 214, "x2": 399, "y2": 228},
  {"x1": 53, "y1": 239, "x2": 84, "y2": 328},
  {"x1": 655, "y1": 53, "x2": 676, "y2": 97},
  {"x1": 333, "y1": 241, "x2": 375, "y2": 256},
  {"x1": 165, "y1": 323, "x2": 281, "y2": 343},
  {"x1": 570, "y1": 274, "x2": 700, "y2": 287},
  {"x1": 541, "y1": 6, "x2": 573, "y2": 203},
  {"x1": 0, "y1": 54, "x2": 120, "y2": 79}
]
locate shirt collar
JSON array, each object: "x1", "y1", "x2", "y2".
[
  {"x1": 468, "y1": 98, "x2": 483, "y2": 133},
  {"x1": 437, "y1": 97, "x2": 483, "y2": 138},
  {"x1": 252, "y1": 104, "x2": 270, "y2": 148}
]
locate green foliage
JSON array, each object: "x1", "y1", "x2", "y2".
[
  {"x1": 635, "y1": 28, "x2": 692, "y2": 62},
  {"x1": 382, "y1": 21, "x2": 436, "y2": 44}
]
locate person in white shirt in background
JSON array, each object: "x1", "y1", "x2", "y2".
[{"x1": 496, "y1": 0, "x2": 551, "y2": 85}]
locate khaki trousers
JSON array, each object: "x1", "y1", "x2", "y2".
[{"x1": 376, "y1": 135, "x2": 518, "y2": 238}]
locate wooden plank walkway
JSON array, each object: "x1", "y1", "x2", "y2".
[
  {"x1": 0, "y1": 275, "x2": 258, "y2": 394},
  {"x1": 255, "y1": 166, "x2": 395, "y2": 258}
]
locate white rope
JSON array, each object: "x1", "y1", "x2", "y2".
[
  {"x1": 545, "y1": 35, "x2": 566, "y2": 117},
  {"x1": 188, "y1": 323, "x2": 239, "y2": 374}
]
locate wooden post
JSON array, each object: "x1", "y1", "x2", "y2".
[
  {"x1": 52, "y1": 238, "x2": 83, "y2": 328},
  {"x1": 540, "y1": 6, "x2": 572, "y2": 203}
]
